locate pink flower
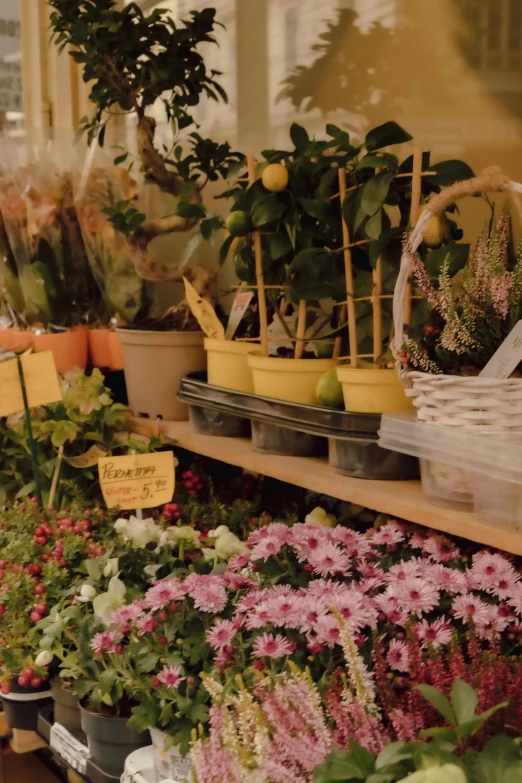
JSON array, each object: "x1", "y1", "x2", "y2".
[
  {"x1": 228, "y1": 552, "x2": 250, "y2": 571},
  {"x1": 264, "y1": 592, "x2": 302, "y2": 628},
  {"x1": 374, "y1": 595, "x2": 408, "y2": 626},
  {"x1": 206, "y1": 619, "x2": 237, "y2": 650},
  {"x1": 289, "y1": 524, "x2": 330, "y2": 561},
  {"x1": 474, "y1": 605, "x2": 511, "y2": 641},
  {"x1": 333, "y1": 527, "x2": 373, "y2": 558},
  {"x1": 247, "y1": 523, "x2": 290, "y2": 547},
  {"x1": 329, "y1": 589, "x2": 378, "y2": 631},
  {"x1": 424, "y1": 564, "x2": 467, "y2": 594},
  {"x1": 313, "y1": 615, "x2": 341, "y2": 648},
  {"x1": 252, "y1": 632, "x2": 295, "y2": 659},
  {"x1": 306, "y1": 579, "x2": 345, "y2": 599},
  {"x1": 307, "y1": 543, "x2": 351, "y2": 577},
  {"x1": 508, "y1": 582, "x2": 522, "y2": 616},
  {"x1": 388, "y1": 578, "x2": 440, "y2": 617},
  {"x1": 135, "y1": 615, "x2": 157, "y2": 635},
  {"x1": 371, "y1": 522, "x2": 405, "y2": 546},
  {"x1": 245, "y1": 603, "x2": 271, "y2": 630},
  {"x1": 144, "y1": 579, "x2": 185, "y2": 611},
  {"x1": 250, "y1": 534, "x2": 285, "y2": 561},
  {"x1": 385, "y1": 559, "x2": 424, "y2": 583},
  {"x1": 417, "y1": 617, "x2": 453, "y2": 649},
  {"x1": 452, "y1": 593, "x2": 491, "y2": 625},
  {"x1": 90, "y1": 629, "x2": 121, "y2": 655},
  {"x1": 108, "y1": 602, "x2": 145, "y2": 626},
  {"x1": 185, "y1": 574, "x2": 228, "y2": 613},
  {"x1": 157, "y1": 665, "x2": 185, "y2": 689},
  {"x1": 408, "y1": 533, "x2": 426, "y2": 549},
  {"x1": 298, "y1": 597, "x2": 329, "y2": 634},
  {"x1": 469, "y1": 552, "x2": 518, "y2": 596},
  {"x1": 421, "y1": 534, "x2": 459, "y2": 563},
  {"x1": 387, "y1": 639, "x2": 409, "y2": 672}
]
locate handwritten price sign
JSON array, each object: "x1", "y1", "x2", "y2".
[{"x1": 98, "y1": 452, "x2": 175, "y2": 510}]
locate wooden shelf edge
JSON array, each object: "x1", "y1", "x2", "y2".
[{"x1": 159, "y1": 420, "x2": 522, "y2": 557}]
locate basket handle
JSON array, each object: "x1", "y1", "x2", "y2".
[{"x1": 392, "y1": 168, "x2": 522, "y2": 361}]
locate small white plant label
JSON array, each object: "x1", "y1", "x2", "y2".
[
  {"x1": 225, "y1": 289, "x2": 254, "y2": 339},
  {"x1": 50, "y1": 721, "x2": 90, "y2": 775},
  {"x1": 480, "y1": 319, "x2": 522, "y2": 379}
]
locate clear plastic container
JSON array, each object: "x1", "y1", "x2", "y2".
[{"x1": 378, "y1": 411, "x2": 522, "y2": 529}]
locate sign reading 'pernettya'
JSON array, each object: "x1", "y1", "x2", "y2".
[{"x1": 98, "y1": 452, "x2": 175, "y2": 510}]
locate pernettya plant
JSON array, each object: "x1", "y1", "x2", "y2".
[{"x1": 48, "y1": 0, "x2": 243, "y2": 293}]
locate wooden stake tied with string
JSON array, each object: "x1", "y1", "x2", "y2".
[{"x1": 247, "y1": 155, "x2": 270, "y2": 357}]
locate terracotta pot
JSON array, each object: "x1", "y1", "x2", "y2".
[
  {"x1": 0, "y1": 328, "x2": 33, "y2": 352},
  {"x1": 33, "y1": 328, "x2": 89, "y2": 376},
  {"x1": 117, "y1": 329, "x2": 206, "y2": 419},
  {"x1": 88, "y1": 328, "x2": 125, "y2": 371}
]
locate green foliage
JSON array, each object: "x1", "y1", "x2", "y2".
[{"x1": 314, "y1": 681, "x2": 518, "y2": 783}]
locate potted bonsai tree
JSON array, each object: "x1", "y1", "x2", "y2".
[{"x1": 48, "y1": 0, "x2": 243, "y2": 419}]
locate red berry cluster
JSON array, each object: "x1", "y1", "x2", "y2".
[
  {"x1": 15, "y1": 665, "x2": 49, "y2": 691},
  {"x1": 163, "y1": 503, "x2": 181, "y2": 523},
  {"x1": 181, "y1": 470, "x2": 204, "y2": 498}
]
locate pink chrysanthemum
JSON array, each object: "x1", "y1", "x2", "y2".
[
  {"x1": 385, "y1": 559, "x2": 424, "y2": 583},
  {"x1": 245, "y1": 603, "x2": 271, "y2": 630},
  {"x1": 329, "y1": 589, "x2": 378, "y2": 631},
  {"x1": 252, "y1": 632, "x2": 295, "y2": 659},
  {"x1": 247, "y1": 523, "x2": 290, "y2": 547},
  {"x1": 306, "y1": 579, "x2": 346, "y2": 599},
  {"x1": 206, "y1": 619, "x2": 237, "y2": 650},
  {"x1": 371, "y1": 521, "x2": 405, "y2": 546},
  {"x1": 313, "y1": 615, "x2": 341, "y2": 648},
  {"x1": 421, "y1": 534, "x2": 459, "y2": 563},
  {"x1": 144, "y1": 578, "x2": 186, "y2": 611},
  {"x1": 469, "y1": 551, "x2": 518, "y2": 595},
  {"x1": 452, "y1": 593, "x2": 491, "y2": 625},
  {"x1": 373, "y1": 595, "x2": 408, "y2": 626},
  {"x1": 108, "y1": 601, "x2": 145, "y2": 627},
  {"x1": 264, "y1": 591, "x2": 302, "y2": 628},
  {"x1": 388, "y1": 578, "x2": 440, "y2": 617},
  {"x1": 185, "y1": 574, "x2": 228, "y2": 613},
  {"x1": 297, "y1": 597, "x2": 329, "y2": 634},
  {"x1": 333, "y1": 527, "x2": 373, "y2": 558},
  {"x1": 90, "y1": 629, "x2": 121, "y2": 655},
  {"x1": 135, "y1": 615, "x2": 157, "y2": 635},
  {"x1": 249, "y1": 534, "x2": 285, "y2": 561},
  {"x1": 424, "y1": 564, "x2": 468, "y2": 594},
  {"x1": 417, "y1": 617, "x2": 453, "y2": 649},
  {"x1": 289, "y1": 523, "x2": 331, "y2": 561},
  {"x1": 307, "y1": 543, "x2": 351, "y2": 577},
  {"x1": 157, "y1": 665, "x2": 185, "y2": 689},
  {"x1": 387, "y1": 639, "x2": 409, "y2": 672},
  {"x1": 508, "y1": 582, "x2": 522, "y2": 616}
]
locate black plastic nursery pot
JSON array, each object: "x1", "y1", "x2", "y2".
[
  {"x1": 51, "y1": 678, "x2": 82, "y2": 734},
  {"x1": 1, "y1": 687, "x2": 52, "y2": 731},
  {"x1": 80, "y1": 705, "x2": 150, "y2": 777}
]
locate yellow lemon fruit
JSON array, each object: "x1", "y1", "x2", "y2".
[
  {"x1": 420, "y1": 206, "x2": 448, "y2": 248},
  {"x1": 262, "y1": 163, "x2": 289, "y2": 192},
  {"x1": 316, "y1": 369, "x2": 344, "y2": 409}
]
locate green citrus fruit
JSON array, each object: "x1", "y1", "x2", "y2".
[
  {"x1": 420, "y1": 206, "x2": 448, "y2": 248},
  {"x1": 262, "y1": 163, "x2": 289, "y2": 192},
  {"x1": 316, "y1": 343, "x2": 334, "y2": 359},
  {"x1": 225, "y1": 210, "x2": 249, "y2": 237},
  {"x1": 316, "y1": 369, "x2": 344, "y2": 409}
]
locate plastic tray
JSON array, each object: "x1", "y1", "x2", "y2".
[
  {"x1": 188, "y1": 404, "x2": 251, "y2": 438},
  {"x1": 37, "y1": 703, "x2": 120, "y2": 783},
  {"x1": 252, "y1": 420, "x2": 327, "y2": 456},
  {"x1": 178, "y1": 373, "x2": 383, "y2": 439},
  {"x1": 329, "y1": 437, "x2": 419, "y2": 480},
  {"x1": 379, "y1": 411, "x2": 522, "y2": 525}
]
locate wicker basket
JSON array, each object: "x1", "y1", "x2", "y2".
[{"x1": 393, "y1": 168, "x2": 522, "y2": 430}]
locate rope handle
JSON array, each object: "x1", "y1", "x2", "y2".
[{"x1": 392, "y1": 168, "x2": 522, "y2": 361}]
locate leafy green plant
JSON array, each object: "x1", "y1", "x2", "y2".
[
  {"x1": 48, "y1": 0, "x2": 243, "y2": 295},
  {"x1": 314, "y1": 680, "x2": 519, "y2": 783}
]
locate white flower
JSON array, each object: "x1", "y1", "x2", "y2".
[
  {"x1": 35, "y1": 650, "x2": 53, "y2": 667},
  {"x1": 144, "y1": 564, "x2": 162, "y2": 577},
  {"x1": 305, "y1": 507, "x2": 336, "y2": 528},
  {"x1": 165, "y1": 526, "x2": 201, "y2": 545},
  {"x1": 398, "y1": 765, "x2": 466, "y2": 783},
  {"x1": 214, "y1": 530, "x2": 248, "y2": 559},
  {"x1": 114, "y1": 516, "x2": 162, "y2": 548},
  {"x1": 207, "y1": 525, "x2": 230, "y2": 540},
  {"x1": 103, "y1": 558, "x2": 119, "y2": 577},
  {"x1": 93, "y1": 576, "x2": 126, "y2": 624},
  {"x1": 77, "y1": 584, "x2": 97, "y2": 602},
  {"x1": 201, "y1": 547, "x2": 217, "y2": 562}
]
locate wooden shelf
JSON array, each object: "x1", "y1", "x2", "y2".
[{"x1": 159, "y1": 420, "x2": 522, "y2": 557}]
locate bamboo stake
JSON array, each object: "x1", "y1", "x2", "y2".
[
  {"x1": 294, "y1": 299, "x2": 307, "y2": 359},
  {"x1": 48, "y1": 445, "x2": 64, "y2": 511},
  {"x1": 404, "y1": 146, "x2": 423, "y2": 327},
  {"x1": 338, "y1": 169, "x2": 358, "y2": 368},
  {"x1": 372, "y1": 257, "x2": 383, "y2": 365},
  {"x1": 247, "y1": 155, "x2": 269, "y2": 357},
  {"x1": 333, "y1": 303, "x2": 347, "y2": 359}
]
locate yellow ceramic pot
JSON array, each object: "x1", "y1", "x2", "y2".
[
  {"x1": 204, "y1": 338, "x2": 255, "y2": 394},
  {"x1": 336, "y1": 366, "x2": 412, "y2": 414},
  {"x1": 247, "y1": 352, "x2": 339, "y2": 405}
]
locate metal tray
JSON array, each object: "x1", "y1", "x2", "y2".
[
  {"x1": 328, "y1": 437, "x2": 419, "y2": 480},
  {"x1": 252, "y1": 421, "x2": 327, "y2": 457},
  {"x1": 37, "y1": 703, "x2": 120, "y2": 783},
  {"x1": 179, "y1": 373, "x2": 382, "y2": 440},
  {"x1": 188, "y1": 404, "x2": 251, "y2": 438}
]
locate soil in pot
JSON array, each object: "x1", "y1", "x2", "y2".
[
  {"x1": 51, "y1": 678, "x2": 82, "y2": 733},
  {"x1": 80, "y1": 704, "x2": 150, "y2": 777}
]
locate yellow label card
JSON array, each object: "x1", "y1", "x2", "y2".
[
  {"x1": 183, "y1": 276, "x2": 225, "y2": 340},
  {"x1": 0, "y1": 351, "x2": 62, "y2": 417},
  {"x1": 98, "y1": 451, "x2": 175, "y2": 510}
]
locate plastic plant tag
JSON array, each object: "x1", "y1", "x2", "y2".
[
  {"x1": 98, "y1": 451, "x2": 175, "y2": 510},
  {"x1": 0, "y1": 351, "x2": 61, "y2": 416},
  {"x1": 50, "y1": 722, "x2": 90, "y2": 776},
  {"x1": 225, "y1": 289, "x2": 254, "y2": 339},
  {"x1": 183, "y1": 276, "x2": 225, "y2": 340},
  {"x1": 480, "y1": 319, "x2": 522, "y2": 379}
]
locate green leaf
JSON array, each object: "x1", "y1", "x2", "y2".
[
  {"x1": 268, "y1": 233, "x2": 292, "y2": 260},
  {"x1": 176, "y1": 202, "x2": 207, "y2": 219},
  {"x1": 361, "y1": 171, "x2": 395, "y2": 216},
  {"x1": 365, "y1": 121, "x2": 412, "y2": 151},
  {"x1": 451, "y1": 679, "x2": 478, "y2": 725},
  {"x1": 466, "y1": 734, "x2": 522, "y2": 783},
  {"x1": 252, "y1": 196, "x2": 287, "y2": 227},
  {"x1": 298, "y1": 197, "x2": 327, "y2": 221},
  {"x1": 365, "y1": 209, "x2": 383, "y2": 240},
  {"x1": 200, "y1": 214, "x2": 223, "y2": 244},
  {"x1": 290, "y1": 122, "x2": 310, "y2": 153},
  {"x1": 425, "y1": 243, "x2": 469, "y2": 280},
  {"x1": 189, "y1": 702, "x2": 209, "y2": 724},
  {"x1": 314, "y1": 746, "x2": 367, "y2": 781},
  {"x1": 430, "y1": 160, "x2": 475, "y2": 187},
  {"x1": 219, "y1": 234, "x2": 234, "y2": 266},
  {"x1": 457, "y1": 700, "x2": 509, "y2": 740},
  {"x1": 415, "y1": 684, "x2": 456, "y2": 726},
  {"x1": 369, "y1": 227, "x2": 402, "y2": 267},
  {"x1": 113, "y1": 152, "x2": 129, "y2": 166},
  {"x1": 357, "y1": 154, "x2": 398, "y2": 170},
  {"x1": 375, "y1": 742, "x2": 412, "y2": 771}
]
